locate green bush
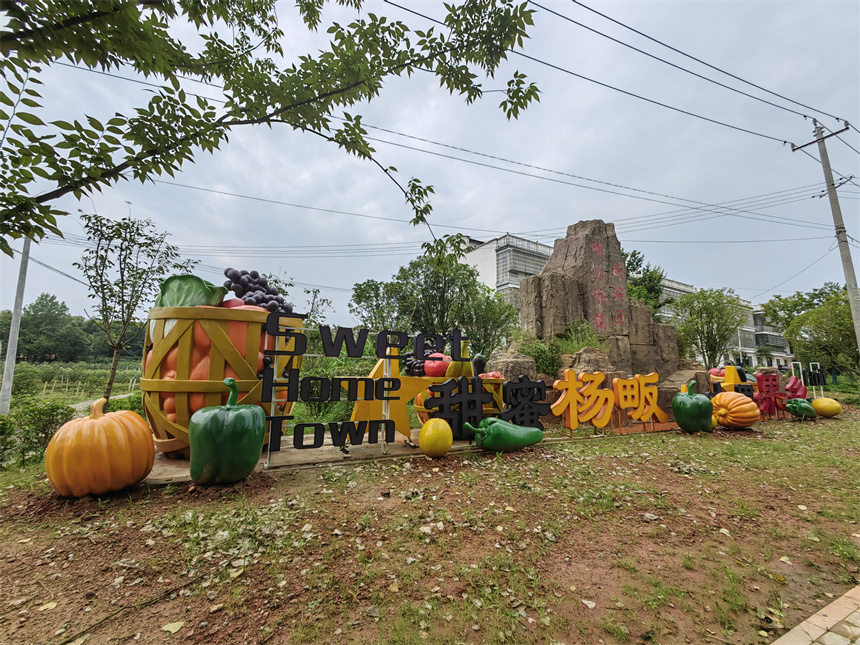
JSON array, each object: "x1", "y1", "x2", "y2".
[
  {"x1": 11, "y1": 397, "x2": 75, "y2": 463},
  {"x1": 2, "y1": 362, "x2": 40, "y2": 396},
  {"x1": 106, "y1": 391, "x2": 145, "y2": 416},
  {"x1": 516, "y1": 323, "x2": 605, "y2": 376},
  {"x1": 0, "y1": 415, "x2": 16, "y2": 469}
]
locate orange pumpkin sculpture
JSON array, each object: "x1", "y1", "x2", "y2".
[
  {"x1": 711, "y1": 391, "x2": 760, "y2": 429},
  {"x1": 45, "y1": 399, "x2": 155, "y2": 497}
]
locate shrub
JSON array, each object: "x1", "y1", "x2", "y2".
[
  {"x1": 106, "y1": 391, "x2": 145, "y2": 417},
  {"x1": 0, "y1": 415, "x2": 16, "y2": 469},
  {"x1": 516, "y1": 323, "x2": 605, "y2": 376},
  {"x1": 12, "y1": 397, "x2": 75, "y2": 462}
]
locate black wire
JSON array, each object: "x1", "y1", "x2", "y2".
[
  {"x1": 384, "y1": 0, "x2": 795, "y2": 146},
  {"x1": 750, "y1": 245, "x2": 837, "y2": 299},
  {"x1": 8, "y1": 246, "x2": 89, "y2": 286},
  {"x1": 835, "y1": 134, "x2": 860, "y2": 156},
  {"x1": 570, "y1": 0, "x2": 845, "y2": 124},
  {"x1": 55, "y1": 56, "x2": 833, "y2": 234},
  {"x1": 57, "y1": 55, "x2": 830, "y2": 230},
  {"x1": 531, "y1": 1, "x2": 813, "y2": 121},
  {"x1": 371, "y1": 137, "x2": 831, "y2": 231}
]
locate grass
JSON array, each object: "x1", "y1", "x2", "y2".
[{"x1": 1, "y1": 413, "x2": 859, "y2": 644}]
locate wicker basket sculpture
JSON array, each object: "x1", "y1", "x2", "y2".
[{"x1": 141, "y1": 306, "x2": 302, "y2": 458}]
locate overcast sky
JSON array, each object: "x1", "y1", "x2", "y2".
[{"x1": 2, "y1": 0, "x2": 858, "y2": 326}]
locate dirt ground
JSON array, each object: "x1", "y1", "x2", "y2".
[{"x1": 1, "y1": 412, "x2": 859, "y2": 645}]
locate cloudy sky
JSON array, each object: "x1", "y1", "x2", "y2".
[{"x1": 2, "y1": 0, "x2": 858, "y2": 326}]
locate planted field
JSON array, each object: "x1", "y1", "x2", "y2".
[{"x1": 1, "y1": 412, "x2": 858, "y2": 645}]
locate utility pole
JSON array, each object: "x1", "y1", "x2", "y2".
[
  {"x1": 0, "y1": 237, "x2": 31, "y2": 415},
  {"x1": 792, "y1": 120, "x2": 860, "y2": 361}
]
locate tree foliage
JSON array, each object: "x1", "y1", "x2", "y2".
[
  {"x1": 0, "y1": 0, "x2": 539, "y2": 256},
  {"x1": 673, "y1": 288, "x2": 748, "y2": 369},
  {"x1": 761, "y1": 281, "x2": 844, "y2": 332},
  {"x1": 623, "y1": 249, "x2": 670, "y2": 315},
  {"x1": 785, "y1": 291, "x2": 858, "y2": 379},
  {"x1": 350, "y1": 255, "x2": 518, "y2": 357},
  {"x1": 74, "y1": 212, "x2": 193, "y2": 401}
]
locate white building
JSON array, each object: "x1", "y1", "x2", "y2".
[
  {"x1": 464, "y1": 234, "x2": 554, "y2": 310},
  {"x1": 464, "y1": 233, "x2": 793, "y2": 367},
  {"x1": 659, "y1": 279, "x2": 792, "y2": 368}
]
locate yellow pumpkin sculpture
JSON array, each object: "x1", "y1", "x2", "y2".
[
  {"x1": 45, "y1": 399, "x2": 155, "y2": 497},
  {"x1": 711, "y1": 391, "x2": 760, "y2": 429}
]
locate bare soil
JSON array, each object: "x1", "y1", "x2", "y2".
[{"x1": 1, "y1": 412, "x2": 859, "y2": 645}]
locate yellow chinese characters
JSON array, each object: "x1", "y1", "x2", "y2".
[
  {"x1": 552, "y1": 370, "x2": 668, "y2": 430},
  {"x1": 551, "y1": 370, "x2": 614, "y2": 431},
  {"x1": 612, "y1": 373, "x2": 668, "y2": 423}
]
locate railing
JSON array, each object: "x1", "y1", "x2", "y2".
[{"x1": 496, "y1": 234, "x2": 553, "y2": 256}]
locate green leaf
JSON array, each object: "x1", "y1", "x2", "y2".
[{"x1": 17, "y1": 112, "x2": 45, "y2": 126}]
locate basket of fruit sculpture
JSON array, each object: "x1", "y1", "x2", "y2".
[{"x1": 141, "y1": 269, "x2": 303, "y2": 459}]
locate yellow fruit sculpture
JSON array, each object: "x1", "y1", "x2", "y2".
[
  {"x1": 419, "y1": 418, "x2": 453, "y2": 458},
  {"x1": 811, "y1": 398, "x2": 841, "y2": 418},
  {"x1": 45, "y1": 399, "x2": 155, "y2": 497}
]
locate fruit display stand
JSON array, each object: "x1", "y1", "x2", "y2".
[{"x1": 141, "y1": 306, "x2": 303, "y2": 458}]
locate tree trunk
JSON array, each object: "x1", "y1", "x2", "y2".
[{"x1": 104, "y1": 345, "x2": 121, "y2": 404}]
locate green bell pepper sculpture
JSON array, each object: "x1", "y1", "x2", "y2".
[
  {"x1": 463, "y1": 418, "x2": 543, "y2": 452},
  {"x1": 672, "y1": 380, "x2": 714, "y2": 433},
  {"x1": 189, "y1": 377, "x2": 265, "y2": 485},
  {"x1": 785, "y1": 398, "x2": 817, "y2": 420}
]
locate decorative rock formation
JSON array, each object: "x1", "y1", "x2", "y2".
[{"x1": 520, "y1": 220, "x2": 680, "y2": 381}]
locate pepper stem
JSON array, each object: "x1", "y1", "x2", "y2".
[
  {"x1": 463, "y1": 422, "x2": 485, "y2": 437},
  {"x1": 686, "y1": 379, "x2": 697, "y2": 394},
  {"x1": 224, "y1": 377, "x2": 239, "y2": 407}
]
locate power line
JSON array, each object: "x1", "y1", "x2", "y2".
[
  {"x1": 384, "y1": 0, "x2": 795, "y2": 145},
  {"x1": 621, "y1": 237, "x2": 832, "y2": 245},
  {"x1": 569, "y1": 0, "x2": 845, "y2": 124},
  {"x1": 8, "y1": 246, "x2": 89, "y2": 286},
  {"x1": 56, "y1": 59, "x2": 832, "y2": 232},
  {"x1": 835, "y1": 134, "x2": 860, "y2": 156},
  {"x1": 750, "y1": 245, "x2": 837, "y2": 300},
  {"x1": 531, "y1": 1, "x2": 813, "y2": 121},
  {"x1": 371, "y1": 137, "x2": 832, "y2": 231}
]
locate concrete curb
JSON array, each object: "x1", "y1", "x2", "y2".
[{"x1": 771, "y1": 585, "x2": 860, "y2": 645}]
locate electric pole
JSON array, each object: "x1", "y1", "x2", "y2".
[
  {"x1": 792, "y1": 120, "x2": 860, "y2": 361},
  {"x1": 0, "y1": 237, "x2": 31, "y2": 415}
]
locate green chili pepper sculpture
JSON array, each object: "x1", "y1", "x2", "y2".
[
  {"x1": 463, "y1": 418, "x2": 543, "y2": 452},
  {"x1": 785, "y1": 398, "x2": 817, "y2": 420},
  {"x1": 672, "y1": 380, "x2": 714, "y2": 433},
  {"x1": 189, "y1": 377, "x2": 265, "y2": 484}
]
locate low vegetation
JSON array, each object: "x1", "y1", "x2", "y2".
[{"x1": 1, "y1": 409, "x2": 857, "y2": 644}]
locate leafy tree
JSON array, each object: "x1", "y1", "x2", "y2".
[
  {"x1": 350, "y1": 255, "x2": 518, "y2": 356},
  {"x1": 785, "y1": 291, "x2": 858, "y2": 379},
  {"x1": 673, "y1": 288, "x2": 748, "y2": 369},
  {"x1": 74, "y1": 212, "x2": 193, "y2": 402},
  {"x1": 762, "y1": 282, "x2": 844, "y2": 331},
  {"x1": 348, "y1": 279, "x2": 412, "y2": 332},
  {"x1": 460, "y1": 286, "x2": 519, "y2": 358},
  {"x1": 623, "y1": 249, "x2": 670, "y2": 315},
  {"x1": 18, "y1": 293, "x2": 89, "y2": 361},
  {"x1": 0, "y1": 1, "x2": 539, "y2": 256}
]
